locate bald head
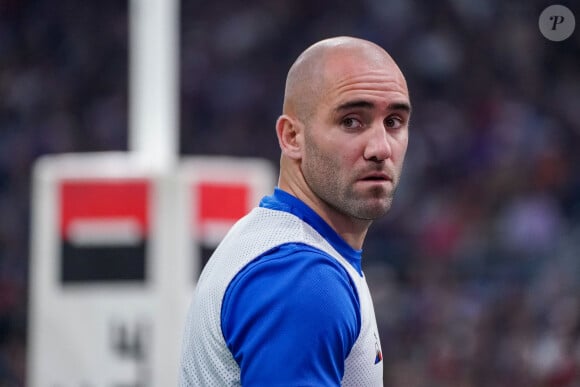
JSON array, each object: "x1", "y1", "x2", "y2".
[{"x1": 282, "y1": 36, "x2": 404, "y2": 123}]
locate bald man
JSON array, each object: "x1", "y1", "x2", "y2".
[{"x1": 180, "y1": 36, "x2": 411, "y2": 386}]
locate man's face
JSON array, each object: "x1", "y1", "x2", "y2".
[{"x1": 301, "y1": 55, "x2": 411, "y2": 221}]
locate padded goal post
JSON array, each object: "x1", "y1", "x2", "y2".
[{"x1": 28, "y1": 152, "x2": 276, "y2": 386}]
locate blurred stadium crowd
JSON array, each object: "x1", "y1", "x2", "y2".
[{"x1": 1, "y1": 0, "x2": 579, "y2": 385}]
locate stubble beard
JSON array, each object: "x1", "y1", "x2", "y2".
[
  {"x1": 302, "y1": 147, "x2": 396, "y2": 222},
  {"x1": 340, "y1": 182, "x2": 395, "y2": 221},
  {"x1": 307, "y1": 172, "x2": 395, "y2": 222}
]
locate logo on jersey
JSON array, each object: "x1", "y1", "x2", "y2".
[{"x1": 374, "y1": 332, "x2": 383, "y2": 364}]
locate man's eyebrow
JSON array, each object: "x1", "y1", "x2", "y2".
[
  {"x1": 388, "y1": 102, "x2": 412, "y2": 114},
  {"x1": 334, "y1": 100, "x2": 412, "y2": 114},
  {"x1": 334, "y1": 100, "x2": 375, "y2": 112}
]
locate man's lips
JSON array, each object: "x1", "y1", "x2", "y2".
[{"x1": 359, "y1": 172, "x2": 392, "y2": 182}]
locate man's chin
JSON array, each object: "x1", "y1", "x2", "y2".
[{"x1": 352, "y1": 198, "x2": 392, "y2": 220}]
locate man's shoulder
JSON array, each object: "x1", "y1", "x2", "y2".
[{"x1": 226, "y1": 242, "x2": 360, "y2": 309}]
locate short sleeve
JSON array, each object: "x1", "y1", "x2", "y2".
[{"x1": 221, "y1": 243, "x2": 361, "y2": 386}]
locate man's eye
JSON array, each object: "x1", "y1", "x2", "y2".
[
  {"x1": 384, "y1": 116, "x2": 403, "y2": 129},
  {"x1": 343, "y1": 117, "x2": 362, "y2": 129}
]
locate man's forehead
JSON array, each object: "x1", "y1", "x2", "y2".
[
  {"x1": 321, "y1": 48, "x2": 408, "y2": 93},
  {"x1": 323, "y1": 68, "x2": 410, "y2": 109}
]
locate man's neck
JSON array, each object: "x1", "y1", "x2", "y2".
[{"x1": 278, "y1": 182, "x2": 370, "y2": 250}]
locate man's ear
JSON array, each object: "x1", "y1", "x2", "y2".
[{"x1": 276, "y1": 114, "x2": 303, "y2": 160}]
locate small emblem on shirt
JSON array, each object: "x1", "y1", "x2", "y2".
[{"x1": 374, "y1": 332, "x2": 382, "y2": 364}]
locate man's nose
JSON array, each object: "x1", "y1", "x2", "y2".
[{"x1": 363, "y1": 124, "x2": 392, "y2": 162}]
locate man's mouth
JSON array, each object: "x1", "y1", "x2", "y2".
[{"x1": 360, "y1": 172, "x2": 391, "y2": 182}]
